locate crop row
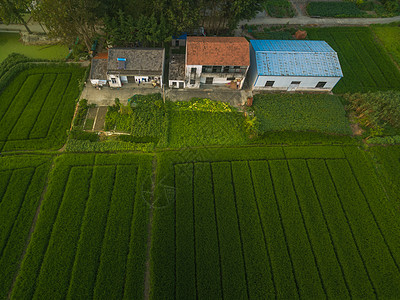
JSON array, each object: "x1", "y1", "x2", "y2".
[
  {"x1": 307, "y1": 27, "x2": 400, "y2": 93},
  {"x1": 0, "y1": 157, "x2": 51, "y2": 300},
  {"x1": 151, "y1": 154, "x2": 400, "y2": 298},
  {"x1": 0, "y1": 64, "x2": 87, "y2": 151},
  {"x1": 11, "y1": 155, "x2": 151, "y2": 299}
]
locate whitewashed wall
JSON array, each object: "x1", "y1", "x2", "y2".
[
  {"x1": 90, "y1": 79, "x2": 107, "y2": 86},
  {"x1": 254, "y1": 75, "x2": 341, "y2": 91},
  {"x1": 185, "y1": 65, "x2": 202, "y2": 88},
  {"x1": 107, "y1": 74, "x2": 121, "y2": 88},
  {"x1": 169, "y1": 80, "x2": 185, "y2": 88}
]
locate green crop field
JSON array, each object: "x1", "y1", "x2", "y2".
[
  {"x1": 9, "y1": 153, "x2": 152, "y2": 300},
  {"x1": 0, "y1": 64, "x2": 87, "y2": 151},
  {"x1": 150, "y1": 145, "x2": 400, "y2": 299},
  {"x1": 0, "y1": 155, "x2": 51, "y2": 300},
  {"x1": 371, "y1": 25, "x2": 400, "y2": 67},
  {"x1": 307, "y1": 27, "x2": 400, "y2": 94}
]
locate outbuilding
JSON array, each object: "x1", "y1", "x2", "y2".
[{"x1": 248, "y1": 40, "x2": 343, "y2": 91}]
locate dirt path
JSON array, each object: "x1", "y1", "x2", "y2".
[
  {"x1": 143, "y1": 156, "x2": 157, "y2": 300},
  {"x1": 7, "y1": 158, "x2": 57, "y2": 299}
]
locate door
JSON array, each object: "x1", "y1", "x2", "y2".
[
  {"x1": 179, "y1": 82, "x2": 184, "y2": 89},
  {"x1": 127, "y1": 76, "x2": 135, "y2": 83},
  {"x1": 205, "y1": 77, "x2": 213, "y2": 84}
]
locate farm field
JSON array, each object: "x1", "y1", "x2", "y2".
[
  {"x1": 307, "y1": 27, "x2": 400, "y2": 94},
  {"x1": 150, "y1": 145, "x2": 400, "y2": 299},
  {"x1": 0, "y1": 156, "x2": 51, "y2": 300},
  {"x1": 252, "y1": 94, "x2": 352, "y2": 135},
  {"x1": 371, "y1": 25, "x2": 400, "y2": 67},
  {"x1": 10, "y1": 153, "x2": 152, "y2": 299},
  {"x1": 0, "y1": 64, "x2": 87, "y2": 151},
  {"x1": 0, "y1": 33, "x2": 68, "y2": 63}
]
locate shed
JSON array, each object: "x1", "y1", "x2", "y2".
[
  {"x1": 169, "y1": 54, "x2": 185, "y2": 89},
  {"x1": 90, "y1": 52, "x2": 108, "y2": 86},
  {"x1": 248, "y1": 40, "x2": 343, "y2": 91}
]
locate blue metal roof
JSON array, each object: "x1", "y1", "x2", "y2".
[
  {"x1": 172, "y1": 33, "x2": 187, "y2": 40},
  {"x1": 251, "y1": 40, "x2": 343, "y2": 77}
]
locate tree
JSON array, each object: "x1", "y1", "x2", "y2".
[
  {"x1": 32, "y1": 0, "x2": 101, "y2": 51},
  {"x1": 0, "y1": 0, "x2": 32, "y2": 33}
]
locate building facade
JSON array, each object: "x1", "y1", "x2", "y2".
[{"x1": 248, "y1": 40, "x2": 343, "y2": 91}]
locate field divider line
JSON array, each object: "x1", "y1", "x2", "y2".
[
  {"x1": 64, "y1": 166, "x2": 95, "y2": 298},
  {"x1": 229, "y1": 162, "x2": 250, "y2": 300},
  {"x1": 91, "y1": 166, "x2": 118, "y2": 297},
  {"x1": 267, "y1": 161, "x2": 301, "y2": 299},
  {"x1": 0, "y1": 169, "x2": 36, "y2": 259},
  {"x1": 4, "y1": 74, "x2": 45, "y2": 144},
  {"x1": 285, "y1": 160, "x2": 327, "y2": 298},
  {"x1": 305, "y1": 160, "x2": 352, "y2": 298},
  {"x1": 143, "y1": 156, "x2": 157, "y2": 300},
  {"x1": 92, "y1": 107, "x2": 100, "y2": 132},
  {"x1": 323, "y1": 160, "x2": 377, "y2": 298},
  {"x1": 209, "y1": 163, "x2": 224, "y2": 300},
  {"x1": 247, "y1": 161, "x2": 277, "y2": 298},
  {"x1": 26, "y1": 74, "x2": 58, "y2": 138},
  {"x1": 7, "y1": 160, "x2": 65, "y2": 299},
  {"x1": 0, "y1": 169, "x2": 15, "y2": 206},
  {"x1": 191, "y1": 163, "x2": 198, "y2": 300},
  {"x1": 345, "y1": 159, "x2": 400, "y2": 274}
]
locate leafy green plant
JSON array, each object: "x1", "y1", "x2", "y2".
[{"x1": 307, "y1": 2, "x2": 367, "y2": 17}]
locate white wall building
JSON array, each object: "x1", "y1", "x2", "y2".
[
  {"x1": 248, "y1": 40, "x2": 343, "y2": 91},
  {"x1": 184, "y1": 37, "x2": 250, "y2": 89}
]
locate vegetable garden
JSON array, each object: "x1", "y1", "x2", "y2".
[
  {"x1": 307, "y1": 27, "x2": 400, "y2": 94},
  {"x1": 150, "y1": 145, "x2": 400, "y2": 299},
  {"x1": 0, "y1": 63, "x2": 87, "y2": 151}
]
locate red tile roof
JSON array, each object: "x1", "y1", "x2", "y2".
[
  {"x1": 186, "y1": 37, "x2": 250, "y2": 66},
  {"x1": 93, "y1": 52, "x2": 108, "y2": 59}
]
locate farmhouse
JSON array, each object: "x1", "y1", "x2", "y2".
[
  {"x1": 248, "y1": 40, "x2": 343, "y2": 91},
  {"x1": 90, "y1": 48, "x2": 165, "y2": 88},
  {"x1": 184, "y1": 37, "x2": 250, "y2": 89},
  {"x1": 169, "y1": 54, "x2": 186, "y2": 89}
]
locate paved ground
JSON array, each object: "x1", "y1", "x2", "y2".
[{"x1": 81, "y1": 83, "x2": 162, "y2": 105}]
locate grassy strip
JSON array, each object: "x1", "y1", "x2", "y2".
[
  {"x1": 249, "y1": 161, "x2": 298, "y2": 299},
  {"x1": 93, "y1": 165, "x2": 137, "y2": 299},
  {"x1": 0, "y1": 163, "x2": 50, "y2": 299},
  {"x1": 0, "y1": 74, "x2": 43, "y2": 141},
  {"x1": 0, "y1": 72, "x2": 27, "y2": 120},
  {"x1": 231, "y1": 161, "x2": 273, "y2": 298},
  {"x1": 211, "y1": 162, "x2": 248, "y2": 299},
  {"x1": 307, "y1": 159, "x2": 375, "y2": 298},
  {"x1": 269, "y1": 160, "x2": 325, "y2": 298},
  {"x1": 327, "y1": 159, "x2": 400, "y2": 297},
  {"x1": 174, "y1": 163, "x2": 196, "y2": 299},
  {"x1": 288, "y1": 159, "x2": 349, "y2": 298},
  {"x1": 0, "y1": 168, "x2": 35, "y2": 255},
  {"x1": 8, "y1": 74, "x2": 57, "y2": 140},
  {"x1": 0, "y1": 171, "x2": 13, "y2": 201},
  {"x1": 66, "y1": 166, "x2": 116, "y2": 299},
  {"x1": 32, "y1": 166, "x2": 93, "y2": 299},
  {"x1": 283, "y1": 146, "x2": 345, "y2": 159},
  {"x1": 193, "y1": 162, "x2": 222, "y2": 299}
]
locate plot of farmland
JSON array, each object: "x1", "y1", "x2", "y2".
[
  {"x1": 0, "y1": 156, "x2": 51, "y2": 300},
  {"x1": 307, "y1": 27, "x2": 400, "y2": 94},
  {"x1": 10, "y1": 154, "x2": 152, "y2": 299},
  {"x1": 0, "y1": 64, "x2": 86, "y2": 151},
  {"x1": 151, "y1": 146, "x2": 400, "y2": 299}
]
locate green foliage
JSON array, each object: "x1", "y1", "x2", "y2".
[
  {"x1": 346, "y1": 91, "x2": 400, "y2": 135},
  {"x1": 73, "y1": 99, "x2": 89, "y2": 127},
  {"x1": 263, "y1": 0, "x2": 296, "y2": 17},
  {"x1": 11, "y1": 153, "x2": 153, "y2": 299},
  {"x1": 366, "y1": 135, "x2": 400, "y2": 144},
  {"x1": 252, "y1": 93, "x2": 352, "y2": 135},
  {"x1": 169, "y1": 98, "x2": 236, "y2": 112},
  {"x1": 371, "y1": 24, "x2": 400, "y2": 66},
  {"x1": 0, "y1": 156, "x2": 51, "y2": 299},
  {"x1": 307, "y1": 27, "x2": 400, "y2": 93},
  {"x1": 69, "y1": 128, "x2": 99, "y2": 142},
  {"x1": 307, "y1": 2, "x2": 367, "y2": 17},
  {"x1": 65, "y1": 139, "x2": 155, "y2": 152},
  {"x1": 0, "y1": 63, "x2": 87, "y2": 151}
]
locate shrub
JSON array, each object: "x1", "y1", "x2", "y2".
[
  {"x1": 307, "y1": 2, "x2": 367, "y2": 17},
  {"x1": 69, "y1": 128, "x2": 99, "y2": 142}
]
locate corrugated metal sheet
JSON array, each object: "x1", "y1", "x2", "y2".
[{"x1": 251, "y1": 40, "x2": 343, "y2": 77}]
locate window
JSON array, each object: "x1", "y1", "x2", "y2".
[
  {"x1": 205, "y1": 77, "x2": 214, "y2": 84},
  {"x1": 191, "y1": 68, "x2": 196, "y2": 75},
  {"x1": 111, "y1": 78, "x2": 117, "y2": 84},
  {"x1": 265, "y1": 81, "x2": 274, "y2": 87},
  {"x1": 227, "y1": 77, "x2": 235, "y2": 81},
  {"x1": 212, "y1": 66, "x2": 222, "y2": 73},
  {"x1": 316, "y1": 81, "x2": 327, "y2": 88},
  {"x1": 291, "y1": 81, "x2": 301, "y2": 85},
  {"x1": 172, "y1": 81, "x2": 177, "y2": 86},
  {"x1": 190, "y1": 79, "x2": 195, "y2": 85},
  {"x1": 223, "y1": 66, "x2": 230, "y2": 73},
  {"x1": 202, "y1": 65, "x2": 212, "y2": 73}
]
